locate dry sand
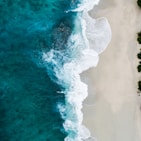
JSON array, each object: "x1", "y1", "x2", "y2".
[{"x1": 82, "y1": 0, "x2": 141, "y2": 141}]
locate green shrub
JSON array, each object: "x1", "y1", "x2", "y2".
[
  {"x1": 137, "y1": 52, "x2": 141, "y2": 59},
  {"x1": 137, "y1": 37, "x2": 141, "y2": 44},
  {"x1": 138, "y1": 81, "x2": 141, "y2": 91},
  {"x1": 138, "y1": 31, "x2": 141, "y2": 37},
  {"x1": 137, "y1": 0, "x2": 141, "y2": 7},
  {"x1": 137, "y1": 65, "x2": 141, "y2": 72},
  {"x1": 137, "y1": 31, "x2": 141, "y2": 44}
]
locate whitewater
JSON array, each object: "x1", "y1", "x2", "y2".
[{"x1": 42, "y1": 0, "x2": 111, "y2": 140}]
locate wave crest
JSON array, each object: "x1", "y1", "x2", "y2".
[{"x1": 42, "y1": 0, "x2": 111, "y2": 140}]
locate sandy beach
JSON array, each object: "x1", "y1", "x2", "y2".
[{"x1": 82, "y1": 0, "x2": 141, "y2": 141}]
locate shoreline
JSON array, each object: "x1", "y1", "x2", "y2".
[{"x1": 82, "y1": 0, "x2": 141, "y2": 141}]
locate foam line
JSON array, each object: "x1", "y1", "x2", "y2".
[{"x1": 42, "y1": 0, "x2": 111, "y2": 140}]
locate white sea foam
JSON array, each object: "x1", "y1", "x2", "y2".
[
  {"x1": 83, "y1": 12, "x2": 111, "y2": 54},
  {"x1": 73, "y1": 0, "x2": 100, "y2": 12},
  {"x1": 42, "y1": 0, "x2": 111, "y2": 140}
]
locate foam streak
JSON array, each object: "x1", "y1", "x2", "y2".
[{"x1": 43, "y1": 0, "x2": 111, "y2": 140}]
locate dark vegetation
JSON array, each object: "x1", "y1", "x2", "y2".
[
  {"x1": 137, "y1": 0, "x2": 141, "y2": 8},
  {"x1": 137, "y1": 33, "x2": 141, "y2": 92},
  {"x1": 137, "y1": 52, "x2": 141, "y2": 59},
  {"x1": 137, "y1": 35, "x2": 141, "y2": 92},
  {"x1": 137, "y1": 65, "x2": 141, "y2": 72},
  {"x1": 136, "y1": 2, "x2": 141, "y2": 92},
  {"x1": 138, "y1": 81, "x2": 141, "y2": 91},
  {"x1": 137, "y1": 32, "x2": 141, "y2": 44}
]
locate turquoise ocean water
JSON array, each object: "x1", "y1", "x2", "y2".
[
  {"x1": 0, "y1": 0, "x2": 111, "y2": 141},
  {"x1": 0, "y1": 1, "x2": 79, "y2": 140}
]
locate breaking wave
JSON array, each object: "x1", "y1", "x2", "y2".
[{"x1": 42, "y1": 0, "x2": 111, "y2": 140}]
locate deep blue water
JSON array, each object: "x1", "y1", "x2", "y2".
[{"x1": 0, "y1": 1, "x2": 80, "y2": 141}]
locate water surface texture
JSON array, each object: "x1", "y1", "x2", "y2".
[
  {"x1": 0, "y1": 1, "x2": 77, "y2": 140},
  {"x1": 0, "y1": 0, "x2": 111, "y2": 141}
]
